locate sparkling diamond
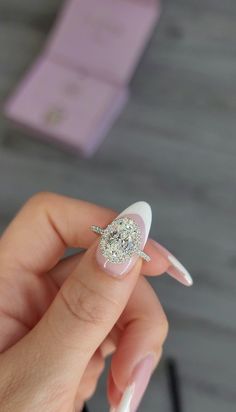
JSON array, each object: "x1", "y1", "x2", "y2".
[{"x1": 99, "y1": 217, "x2": 141, "y2": 263}]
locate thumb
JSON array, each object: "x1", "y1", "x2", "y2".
[{"x1": 29, "y1": 202, "x2": 151, "y2": 384}]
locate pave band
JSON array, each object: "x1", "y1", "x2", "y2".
[
  {"x1": 137, "y1": 250, "x2": 151, "y2": 262},
  {"x1": 91, "y1": 225, "x2": 105, "y2": 235}
]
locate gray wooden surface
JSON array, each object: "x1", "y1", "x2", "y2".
[{"x1": 1, "y1": 0, "x2": 236, "y2": 411}]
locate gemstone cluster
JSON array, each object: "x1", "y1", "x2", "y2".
[{"x1": 99, "y1": 217, "x2": 141, "y2": 263}]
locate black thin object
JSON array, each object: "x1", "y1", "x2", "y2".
[
  {"x1": 166, "y1": 358, "x2": 183, "y2": 412},
  {"x1": 82, "y1": 404, "x2": 89, "y2": 412}
]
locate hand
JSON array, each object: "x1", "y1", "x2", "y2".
[{"x1": 0, "y1": 193, "x2": 191, "y2": 412}]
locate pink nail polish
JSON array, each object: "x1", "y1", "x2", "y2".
[
  {"x1": 150, "y1": 240, "x2": 193, "y2": 286},
  {"x1": 110, "y1": 354, "x2": 155, "y2": 412},
  {"x1": 130, "y1": 354, "x2": 155, "y2": 412},
  {"x1": 96, "y1": 202, "x2": 152, "y2": 277}
]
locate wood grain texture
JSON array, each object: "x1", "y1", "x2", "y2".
[{"x1": 0, "y1": 0, "x2": 236, "y2": 411}]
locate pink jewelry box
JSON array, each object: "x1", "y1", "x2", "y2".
[
  {"x1": 47, "y1": 0, "x2": 161, "y2": 85},
  {"x1": 5, "y1": 58, "x2": 129, "y2": 156},
  {"x1": 4, "y1": 0, "x2": 160, "y2": 156}
]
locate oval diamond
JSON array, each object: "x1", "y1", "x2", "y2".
[{"x1": 99, "y1": 217, "x2": 141, "y2": 263}]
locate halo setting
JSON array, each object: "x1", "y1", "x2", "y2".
[{"x1": 91, "y1": 217, "x2": 150, "y2": 264}]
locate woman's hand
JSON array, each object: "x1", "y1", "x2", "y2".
[{"x1": 0, "y1": 193, "x2": 191, "y2": 412}]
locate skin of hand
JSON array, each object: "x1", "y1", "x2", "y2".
[{"x1": 0, "y1": 193, "x2": 169, "y2": 412}]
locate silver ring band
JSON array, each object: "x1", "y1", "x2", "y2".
[
  {"x1": 137, "y1": 250, "x2": 151, "y2": 262},
  {"x1": 91, "y1": 225, "x2": 105, "y2": 235}
]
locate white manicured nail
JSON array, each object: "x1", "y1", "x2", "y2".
[
  {"x1": 167, "y1": 255, "x2": 193, "y2": 286},
  {"x1": 110, "y1": 384, "x2": 135, "y2": 412},
  {"x1": 150, "y1": 241, "x2": 193, "y2": 286},
  {"x1": 110, "y1": 354, "x2": 155, "y2": 412}
]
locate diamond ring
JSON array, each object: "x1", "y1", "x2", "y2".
[{"x1": 91, "y1": 217, "x2": 151, "y2": 264}]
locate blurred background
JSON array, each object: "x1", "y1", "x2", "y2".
[{"x1": 0, "y1": 0, "x2": 236, "y2": 411}]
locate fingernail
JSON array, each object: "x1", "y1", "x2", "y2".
[
  {"x1": 110, "y1": 353, "x2": 155, "y2": 412},
  {"x1": 96, "y1": 201, "x2": 152, "y2": 276},
  {"x1": 151, "y1": 241, "x2": 193, "y2": 286}
]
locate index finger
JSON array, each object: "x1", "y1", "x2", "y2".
[{"x1": 0, "y1": 192, "x2": 116, "y2": 275}]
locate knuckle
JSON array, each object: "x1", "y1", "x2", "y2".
[
  {"x1": 97, "y1": 358, "x2": 105, "y2": 375},
  {"x1": 60, "y1": 275, "x2": 115, "y2": 327},
  {"x1": 85, "y1": 381, "x2": 98, "y2": 399},
  {"x1": 78, "y1": 377, "x2": 99, "y2": 400},
  {"x1": 26, "y1": 192, "x2": 58, "y2": 209},
  {"x1": 148, "y1": 309, "x2": 169, "y2": 350},
  {"x1": 86, "y1": 352, "x2": 105, "y2": 376},
  {"x1": 158, "y1": 312, "x2": 169, "y2": 344}
]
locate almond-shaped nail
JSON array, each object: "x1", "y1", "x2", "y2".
[
  {"x1": 92, "y1": 201, "x2": 152, "y2": 277},
  {"x1": 110, "y1": 354, "x2": 155, "y2": 412},
  {"x1": 151, "y1": 240, "x2": 193, "y2": 286}
]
